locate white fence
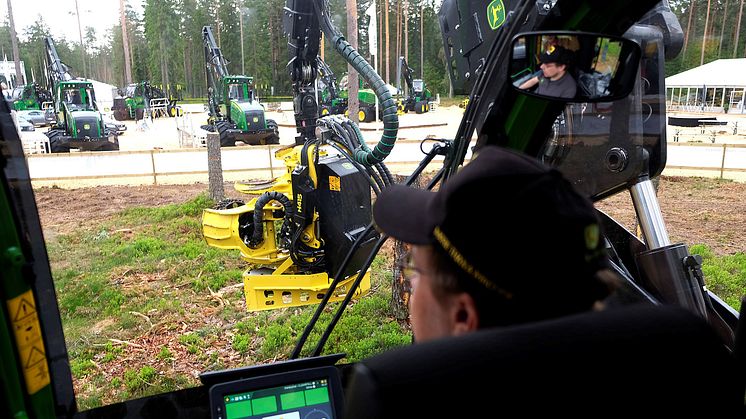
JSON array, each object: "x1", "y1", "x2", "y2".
[
  {"x1": 26, "y1": 139, "x2": 452, "y2": 188},
  {"x1": 24, "y1": 141, "x2": 746, "y2": 188},
  {"x1": 664, "y1": 143, "x2": 746, "y2": 182}
]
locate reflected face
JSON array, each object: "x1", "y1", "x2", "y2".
[
  {"x1": 408, "y1": 245, "x2": 457, "y2": 343},
  {"x1": 540, "y1": 62, "x2": 566, "y2": 80}
]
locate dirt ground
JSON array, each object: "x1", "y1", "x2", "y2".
[{"x1": 33, "y1": 175, "x2": 746, "y2": 256}]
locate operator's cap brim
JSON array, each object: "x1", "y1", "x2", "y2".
[{"x1": 372, "y1": 184, "x2": 439, "y2": 245}]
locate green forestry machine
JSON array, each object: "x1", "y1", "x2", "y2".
[
  {"x1": 201, "y1": 25, "x2": 279, "y2": 146},
  {"x1": 317, "y1": 57, "x2": 377, "y2": 122},
  {"x1": 112, "y1": 81, "x2": 179, "y2": 121},
  {"x1": 337, "y1": 73, "x2": 380, "y2": 122},
  {"x1": 316, "y1": 56, "x2": 347, "y2": 116},
  {"x1": 9, "y1": 83, "x2": 52, "y2": 111},
  {"x1": 396, "y1": 56, "x2": 433, "y2": 114},
  {"x1": 43, "y1": 37, "x2": 119, "y2": 152}
]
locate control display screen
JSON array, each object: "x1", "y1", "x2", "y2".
[
  {"x1": 210, "y1": 366, "x2": 341, "y2": 419},
  {"x1": 223, "y1": 378, "x2": 333, "y2": 419}
]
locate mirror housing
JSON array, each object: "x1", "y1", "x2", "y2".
[{"x1": 510, "y1": 32, "x2": 641, "y2": 102}]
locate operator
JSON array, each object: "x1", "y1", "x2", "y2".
[
  {"x1": 518, "y1": 46, "x2": 577, "y2": 99},
  {"x1": 372, "y1": 146, "x2": 613, "y2": 342}
]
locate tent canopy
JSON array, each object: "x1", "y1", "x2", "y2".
[{"x1": 665, "y1": 59, "x2": 746, "y2": 87}]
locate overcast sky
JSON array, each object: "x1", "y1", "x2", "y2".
[{"x1": 0, "y1": 0, "x2": 142, "y2": 46}]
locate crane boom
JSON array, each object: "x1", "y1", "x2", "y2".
[
  {"x1": 44, "y1": 37, "x2": 73, "y2": 90},
  {"x1": 202, "y1": 26, "x2": 229, "y2": 80}
]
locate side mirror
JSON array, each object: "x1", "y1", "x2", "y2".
[{"x1": 510, "y1": 32, "x2": 641, "y2": 102}]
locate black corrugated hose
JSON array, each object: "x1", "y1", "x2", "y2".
[
  {"x1": 248, "y1": 191, "x2": 294, "y2": 248},
  {"x1": 312, "y1": 0, "x2": 399, "y2": 166}
]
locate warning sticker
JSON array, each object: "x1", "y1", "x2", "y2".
[
  {"x1": 7, "y1": 290, "x2": 50, "y2": 394},
  {"x1": 329, "y1": 176, "x2": 341, "y2": 192}
]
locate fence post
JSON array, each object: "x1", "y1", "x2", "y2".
[
  {"x1": 267, "y1": 145, "x2": 275, "y2": 178},
  {"x1": 207, "y1": 132, "x2": 225, "y2": 202},
  {"x1": 720, "y1": 144, "x2": 727, "y2": 180},
  {"x1": 150, "y1": 150, "x2": 157, "y2": 185}
]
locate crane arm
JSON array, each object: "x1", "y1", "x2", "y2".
[{"x1": 44, "y1": 37, "x2": 73, "y2": 91}]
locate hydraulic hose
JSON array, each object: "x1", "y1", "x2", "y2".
[
  {"x1": 248, "y1": 191, "x2": 294, "y2": 248},
  {"x1": 341, "y1": 122, "x2": 388, "y2": 188},
  {"x1": 313, "y1": 0, "x2": 398, "y2": 166}
]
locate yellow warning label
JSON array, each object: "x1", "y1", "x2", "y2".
[
  {"x1": 7, "y1": 290, "x2": 50, "y2": 394},
  {"x1": 329, "y1": 176, "x2": 341, "y2": 192}
]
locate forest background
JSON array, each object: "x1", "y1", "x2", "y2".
[{"x1": 0, "y1": 0, "x2": 743, "y2": 99}]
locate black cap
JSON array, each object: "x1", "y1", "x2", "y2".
[
  {"x1": 373, "y1": 146, "x2": 607, "y2": 303},
  {"x1": 539, "y1": 46, "x2": 571, "y2": 65}
]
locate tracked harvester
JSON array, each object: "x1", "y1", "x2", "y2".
[
  {"x1": 316, "y1": 56, "x2": 347, "y2": 116},
  {"x1": 43, "y1": 37, "x2": 119, "y2": 152},
  {"x1": 201, "y1": 26, "x2": 279, "y2": 147},
  {"x1": 201, "y1": 0, "x2": 400, "y2": 311},
  {"x1": 112, "y1": 81, "x2": 179, "y2": 121},
  {"x1": 396, "y1": 56, "x2": 433, "y2": 114},
  {"x1": 10, "y1": 83, "x2": 52, "y2": 111}
]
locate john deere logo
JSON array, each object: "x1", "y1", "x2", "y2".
[
  {"x1": 253, "y1": 117, "x2": 259, "y2": 123},
  {"x1": 83, "y1": 124, "x2": 90, "y2": 130},
  {"x1": 487, "y1": 0, "x2": 506, "y2": 30},
  {"x1": 584, "y1": 224, "x2": 600, "y2": 250}
]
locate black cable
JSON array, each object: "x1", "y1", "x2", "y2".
[
  {"x1": 312, "y1": 233, "x2": 388, "y2": 356},
  {"x1": 375, "y1": 162, "x2": 394, "y2": 186},
  {"x1": 248, "y1": 192, "x2": 294, "y2": 248},
  {"x1": 290, "y1": 223, "x2": 379, "y2": 359},
  {"x1": 340, "y1": 120, "x2": 392, "y2": 188}
]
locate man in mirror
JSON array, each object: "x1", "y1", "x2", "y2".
[{"x1": 518, "y1": 46, "x2": 577, "y2": 99}]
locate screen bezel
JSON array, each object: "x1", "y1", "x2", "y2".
[{"x1": 209, "y1": 366, "x2": 344, "y2": 419}]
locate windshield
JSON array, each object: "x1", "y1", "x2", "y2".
[
  {"x1": 125, "y1": 84, "x2": 137, "y2": 97},
  {"x1": 10, "y1": 86, "x2": 24, "y2": 100},
  {"x1": 413, "y1": 80, "x2": 424, "y2": 93},
  {"x1": 229, "y1": 83, "x2": 252, "y2": 101},
  {"x1": 62, "y1": 86, "x2": 96, "y2": 111}
]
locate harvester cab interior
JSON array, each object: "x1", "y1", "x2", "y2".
[{"x1": 1, "y1": 0, "x2": 745, "y2": 418}]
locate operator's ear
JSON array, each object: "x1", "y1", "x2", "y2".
[{"x1": 450, "y1": 292, "x2": 479, "y2": 336}]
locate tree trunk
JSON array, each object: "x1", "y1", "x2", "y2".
[
  {"x1": 207, "y1": 132, "x2": 225, "y2": 202},
  {"x1": 239, "y1": 9, "x2": 245, "y2": 75},
  {"x1": 270, "y1": 16, "x2": 277, "y2": 88},
  {"x1": 7, "y1": 0, "x2": 23, "y2": 86},
  {"x1": 74, "y1": 0, "x2": 87, "y2": 78},
  {"x1": 120, "y1": 0, "x2": 132, "y2": 84},
  {"x1": 347, "y1": 0, "x2": 360, "y2": 124},
  {"x1": 420, "y1": 4, "x2": 424, "y2": 79},
  {"x1": 682, "y1": 0, "x2": 695, "y2": 60},
  {"x1": 719, "y1": 0, "x2": 729, "y2": 58},
  {"x1": 385, "y1": 0, "x2": 390, "y2": 83},
  {"x1": 160, "y1": 36, "x2": 170, "y2": 94},
  {"x1": 378, "y1": 1, "x2": 383, "y2": 75},
  {"x1": 403, "y1": 0, "x2": 409, "y2": 62},
  {"x1": 391, "y1": 239, "x2": 411, "y2": 320},
  {"x1": 701, "y1": 0, "x2": 712, "y2": 66},
  {"x1": 396, "y1": 0, "x2": 401, "y2": 71},
  {"x1": 735, "y1": 0, "x2": 745, "y2": 58}
]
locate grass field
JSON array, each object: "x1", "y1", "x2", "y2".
[{"x1": 48, "y1": 195, "x2": 410, "y2": 409}]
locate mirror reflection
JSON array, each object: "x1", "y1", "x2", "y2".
[{"x1": 511, "y1": 33, "x2": 640, "y2": 102}]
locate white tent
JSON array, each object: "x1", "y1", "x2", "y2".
[
  {"x1": 86, "y1": 79, "x2": 119, "y2": 113},
  {"x1": 665, "y1": 59, "x2": 746, "y2": 113}
]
